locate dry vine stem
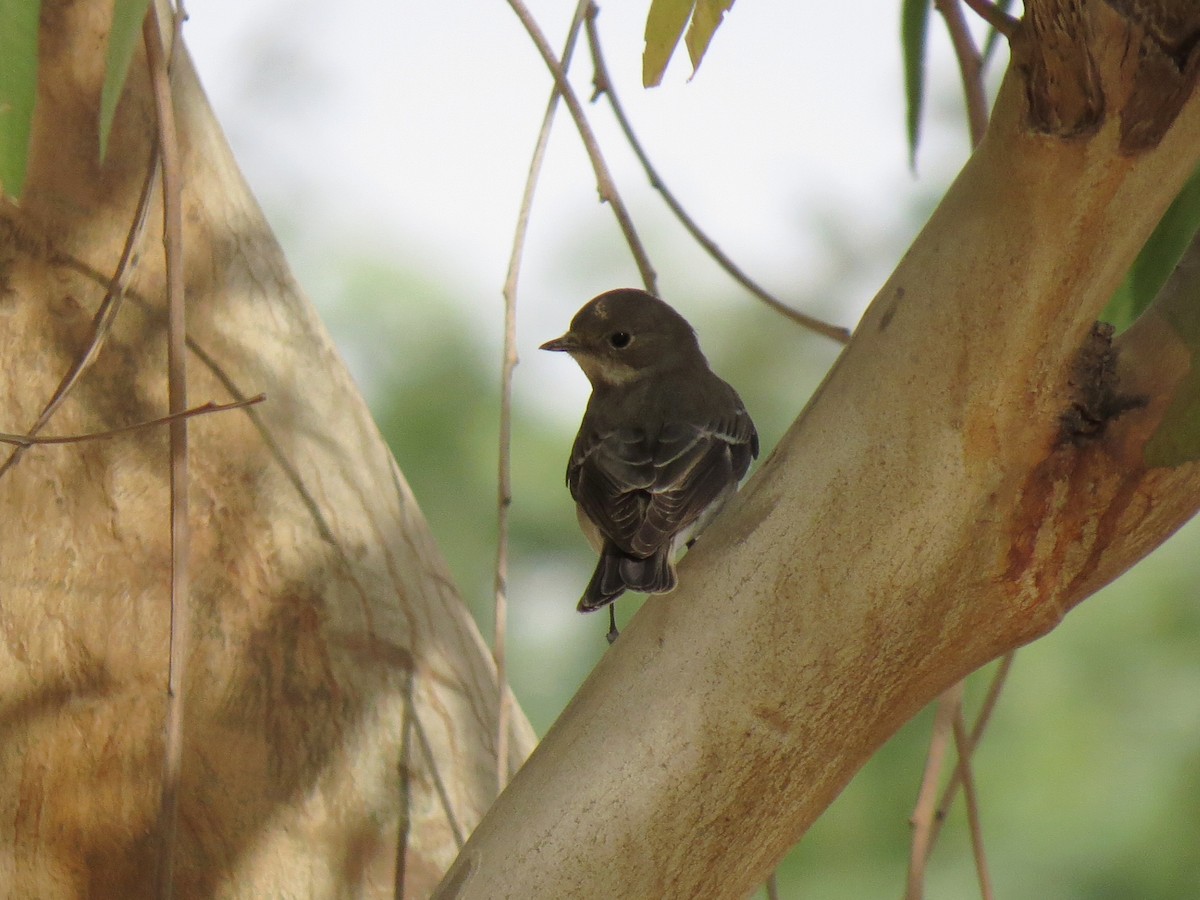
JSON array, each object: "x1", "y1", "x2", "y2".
[
  {"x1": 506, "y1": 0, "x2": 657, "y2": 293},
  {"x1": 435, "y1": 2, "x2": 1200, "y2": 895},
  {"x1": 0, "y1": 397, "x2": 263, "y2": 447},
  {"x1": 0, "y1": 155, "x2": 157, "y2": 479},
  {"x1": 494, "y1": 0, "x2": 593, "y2": 797},
  {"x1": 143, "y1": 4, "x2": 190, "y2": 896},
  {"x1": 583, "y1": 3, "x2": 849, "y2": 344}
]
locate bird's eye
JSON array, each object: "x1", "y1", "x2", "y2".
[{"x1": 608, "y1": 331, "x2": 632, "y2": 349}]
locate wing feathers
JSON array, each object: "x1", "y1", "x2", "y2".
[{"x1": 568, "y1": 396, "x2": 757, "y2": 608}]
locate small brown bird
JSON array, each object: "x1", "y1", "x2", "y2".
[{"x1": 540, "y1": 288, "x2": 758, "y2": 642}]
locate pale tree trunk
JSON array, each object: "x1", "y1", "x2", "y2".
[
  {"x1": 0, "y1": 2, "x2": 534, "y2": 897},
  {"x1": 435, "y1": 2, "x2": 1200, "y2": 898}
]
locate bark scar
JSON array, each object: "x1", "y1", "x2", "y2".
[{"x1": 1057, "y1": 321, "x2": 1146, "y2": 446}]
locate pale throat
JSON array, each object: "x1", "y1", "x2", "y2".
[{"x1": 573, "y1": 353, "x2": 642, "y2": 387}]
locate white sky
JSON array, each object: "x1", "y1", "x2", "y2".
[{"x1": 185, "y1": 0, "x2": 989, "y2": 407}]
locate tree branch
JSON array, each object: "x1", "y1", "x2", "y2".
[
  {"x1": 906, "y1": 685, "x2": 961, "y2": 900},
  {"x1": 435, "y1": 4, "x2": 1200, "y2": 894},
  {"x1": 952, "y1": 711, "x2": 994, "y2": 900},
  {"x1": 0, "y1": 396, "x2": 263, "y2": 446},
  {"x1": 929, "y1": 653, "x2": 1013, "y2": 852},
  {"x1": 936, "y1": 0, "x2": 991, "y2": 146},
  {"x1": 505, "y1": 0, "x2": 657, "y2": 293},
  {"x1": 495, "y1": 0, "x2": 593, "y2": 797},
  {"x1": 962, "y1": 0, "x2": 1020, "y2": 37},
  {"x1": 584, "y1": 3, "x2": 849, "y2": 344},
  {"x1": 144, "y1": 4, "x2": 189, "y2": 896}
]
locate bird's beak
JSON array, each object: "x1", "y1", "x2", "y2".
[{"x1": 540, "y1": 332, "x2": 578, "y2": 353}]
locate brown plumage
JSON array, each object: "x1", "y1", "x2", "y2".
[{"x1": 541, "y1": 289, "x2": 758, "y2": 639}]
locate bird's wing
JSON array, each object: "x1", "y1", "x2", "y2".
[{"x1": 569, "y1": 406, "x2": 757, "y2": 558}]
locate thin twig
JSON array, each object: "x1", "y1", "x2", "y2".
[
  {"x1": 146, "y1": 4, "x2": 189, "y2": 897},
  {"x1": 584, "y1": 3, "x2": 850, "y2": 345},
  {"x1": 505, "y1": 0, "x2": 657, "y2": 294},
  {"x1": 905, "y1": 682, "x2": 962, "y2": 900},
  {"x1": 0, "y1": 396, "x2": 263, "y2": 446},
  {"x1": 494, "y1": 0, "x2": 593, "y2": 796},
  {"x1": 951, "y1": 710, "x2": 995, "y2": 900},
  {"x1": 411, "y1": 700, "x2": 467, "y2": 849},
  {"x1": 0, "y1": 152, "x2": 159, "y2": 481},
  {"x1": 765, "y1": 870, "x2": 780, "y2": 900},
  {"x1": 935, "y1": 0, "x2": 990, "y2": 146},
  {"x1": 961, "y1": 0, "x2": 1019, "y2": 37},
  {"x1": 929, "y1": 652, "x2": 1014, "y2": 851}
]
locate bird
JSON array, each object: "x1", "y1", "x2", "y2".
[{"x1": 540, "y1": 288, "x2": 759, "y2": 642}]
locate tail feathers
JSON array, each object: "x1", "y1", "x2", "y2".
[{"x1": 578, "y1": 543, "x2": 677, "y2": 612}]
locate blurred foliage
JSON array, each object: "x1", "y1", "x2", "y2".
[
  {"x1": 0, "y1": 0, "x2": 40, "y2": 197},
  {"x1": 901, "y1": 0, "x2": 930, "y2": 168},
  {"x1": 0, "y1": 0, "x2": 151, "y2": 196},
  {"x1": 1103, "y1": 162, "x2": 1200, "y2": 333}
]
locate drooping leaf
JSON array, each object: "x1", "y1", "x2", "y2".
[
  {"x1": 901, "y1": 0, "x2": 930, "y2": 169},
  {"x1": 99, "y1": 0, "x2": 153, "y2": 162},
  {"x1": 1102, "y1": 162, "x2": 1200, "y2": 332},
  {"x1": 1135, "y1": 171, "x2": 1200, "y2": 466},
  {"x1": 644, "y1": 0, "x2": 695, "y2": 87},
  {"x1": 0, "y1": 0, "x2": 42, "y2": 199},
  {"x1": 685, "y1": 0, "x2": 735, "y2": 78}
]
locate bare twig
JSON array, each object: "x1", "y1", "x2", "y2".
[
  {"x1": 961, "y1": 0, "x2": 1019, "y2": 37},
  {"x1": 0, "y1": 396, "x2": 263, "y2": 446},
  {"x1": 929, "y1": 651, "x2": 1014, "y2": 851},
  {"x1": 0, "y1": 153, "x2": 159, "y2": 481},
  {"x1": 951, "y1": 710, "x2": 995, "y2": 900},
  {"x1": 765, "y1": 870, "x2": 780, "y2": 900},
  {"x1": 905, "y1": 683, "x2": 962, "y2": 900},
  {"x1": 494, "y1": 0, "x2": 593, "y2": 796},
  {"x1": 584, "y1": 3, "x2": 850, "y2": 345},
  {"x1": 505, "y1": 0, "x2": 657, "y2": 293},
  {"x1": 145, "y1": 4, "x2": 189, "y2": 897},
  {"x1": 935, "y1": 0, "x2": 990, "y2": 146}
]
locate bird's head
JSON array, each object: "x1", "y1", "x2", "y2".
[{"x1": 540, "y1": 289, "x2": 703, "y2": 388}]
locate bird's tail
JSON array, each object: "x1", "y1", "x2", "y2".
[{"x1": 578, "y1": 543, "x2": 677, "y2": 612}]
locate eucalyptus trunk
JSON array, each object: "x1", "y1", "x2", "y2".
[{"x1": 0, "y1": 3, "x2": 533, "y2": 897}]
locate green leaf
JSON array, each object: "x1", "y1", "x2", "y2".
[
  {"x1": 644, "y1": 0, "x2": 695, "y2": 88},
  {"x1": 1143, "y1": 256, "x2": 1200, "y2": 466},
  {"x1": 99, "y1": 0, "x2": 153, "y2": 162},
  {"x1": 0, "y1": 0, "x2": 42, "y2": 199},
  {"x1": 901, "y1": 0, "x2": 930, "y2": 169},
  {"x1": 1102, "y1": 162, "x2": 1200, "y2": 332},
  {"x1": 1136, "y1": 170, "x2": 1200, "y2": 466},
  {"x1": 685, "y1": 0, "x2": 735, "y2": 78}
]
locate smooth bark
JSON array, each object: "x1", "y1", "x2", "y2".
[{"x1": 0, "y1": 2, "x2": 534, "y2": 897}]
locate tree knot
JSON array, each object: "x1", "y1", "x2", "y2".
[{"x1": 1058, "y1": 321, "x2": 1146, "y2": 446}]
